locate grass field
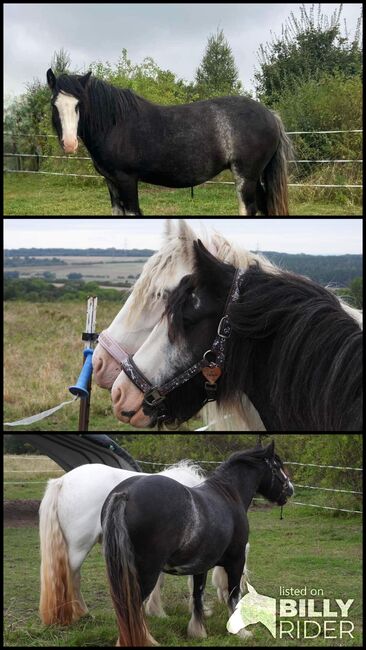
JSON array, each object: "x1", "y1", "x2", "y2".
[
  {"x1": 4, "y1": 456, "x2": 362, "y2": 647},
  {"x1": 3, "y1": 301, "x2": 202, "y2": 431},
  {"x1": 4, "y1": 174, "x2": 362, "y2": 215}
]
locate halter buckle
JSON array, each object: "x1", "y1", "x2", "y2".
[
  {"x1": 217, "y1": 315, "x2": 231, "y2": 339},
  {"x1": 144, "y1": 388, "x2": 166, "y2": 407}
]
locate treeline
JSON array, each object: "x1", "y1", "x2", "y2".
[
  {"x1": 264, "y1": 252, "x2": 362, "y2": 286},
  {"x1": 4, "y1": 248, "x2": 154, "y2": 258},
  {"x1": 4, "y1": 278, "x2": 126, "y2": 302},
  {"x1": 4, "y1": 256, "x2": 66, "y2": 267}
]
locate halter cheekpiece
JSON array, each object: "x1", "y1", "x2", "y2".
[{"x1": 119, "y1": 267, "x2": 246, "y2": 418}]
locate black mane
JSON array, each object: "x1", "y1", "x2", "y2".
[
  {"x1": 162, "y1": 250, "x2": 362, "y2": 431},
  {"x1": 222, "y1": 266, "x2": 362, "y2": 430},
  {"x1": 53, "y1": 74, "x2": 144, "y2": 136}
]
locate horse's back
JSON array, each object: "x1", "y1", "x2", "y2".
[{"x1": 102, "y1": 474, "x2": 191, "y2": 545}]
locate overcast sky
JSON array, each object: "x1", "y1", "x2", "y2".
[
  {"x1": 3, "y1": 219, "x2": 363, "y2": 255},
  {"x1": 4, "y1": 3, "x2": 362, "y2": 100}
]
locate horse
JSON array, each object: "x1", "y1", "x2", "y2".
[
  {"x1": 93, "y1": 218, "x2": 272, "y2": 430},
  {"x1": 39, "y1": 460, "x2": 206, "y2": 625},
  {"x1": 114, "y1": 240, "x2": 362, "y2": 431},
  {"x1": 101, "y1": 441, "x2": 294, "y2": 645},
  {"x1": 46, "y1": 69, "x2": 293, "y2": 216}
]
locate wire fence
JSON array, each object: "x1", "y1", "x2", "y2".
[
  {"x1": 4, "y1": 457, "x2": 362, "y2": 514},
  {"x1": 3, "y1": 129, "x2": 363, "y2": 190}
]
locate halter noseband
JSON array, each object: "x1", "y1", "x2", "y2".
[
  {"x1": 97, "y1": 330, "x2": 130, "y2": 365},
  {"x1": 121, "y1": 268, "x2": 246, "y2": 417}
]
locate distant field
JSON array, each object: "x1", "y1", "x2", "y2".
[
  {"x1": 5, "y1": 256, "x2": 147, "y2": 282},
  {"x1": 4, "y1": 174, "x2": 362, "y2": 215}
]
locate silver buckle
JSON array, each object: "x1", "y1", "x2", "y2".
[
  {"x1": 217, "y1": 315, "x2": 231, "y2": 339},
  {"x1": 144, "y1": 388, "x2": 166, "y2": 407}
]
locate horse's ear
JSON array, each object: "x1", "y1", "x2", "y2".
[
  {"x1": 194, "y1": 239, "x2": 231, "y2": 291},
  {"x1": 47, "y1": 68, "x2": 56, "y2": 90},
  {"x1": 80, "y1": 71, "x2": 92, "y2": 88},
  {"x1": 264, "y1": 440, "x2": 275, "y2": 457}
]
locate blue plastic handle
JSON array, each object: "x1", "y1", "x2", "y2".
[{"x1": 69, "y1": 348, "x2": 94, "y2": 398}]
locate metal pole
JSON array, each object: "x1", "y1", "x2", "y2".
[{"x1": 69, "y1": 296, "x2": 98, "y2": 431}]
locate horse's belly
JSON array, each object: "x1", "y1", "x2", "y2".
[{"x1": 139, "y1": 160, "x2": 226, "y2": 188}]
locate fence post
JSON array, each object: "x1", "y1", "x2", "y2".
[{"x1": 69, "y1": 296, "x2": 98, "y2": 431}]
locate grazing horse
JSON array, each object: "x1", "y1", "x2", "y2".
[
  {"x1": 101, "y1": 442, "x2": 294, "y2": 645},
  {"x1": 47, "y1": 69, "x2": 292, "y2": 216},
  {"x1": 39, "y1": 461, "x2": 205, "y2": 625},
  {"x1": 114, "y1": 240, "x2": 362, "y2": 431}
]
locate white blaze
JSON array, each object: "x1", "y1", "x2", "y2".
[{"x1": 55, "y1": 92, "x2": 79, "y2": 153}]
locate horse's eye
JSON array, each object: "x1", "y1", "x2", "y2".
[{"x1": 75, "y1": 104, "x2": 79, "y2": 113}]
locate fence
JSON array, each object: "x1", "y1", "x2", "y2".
[
  {"x1": 4, "y1": 455, "x2": 362, "y2": 515},
  {"x1": 4, "y1": 129, "x2": 363, "y2": 190}
]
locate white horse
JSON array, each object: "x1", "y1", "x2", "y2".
[{"x1": 39, "y1": 460, "x2": 207, "y2": 626}]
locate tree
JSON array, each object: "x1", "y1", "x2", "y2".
[
  {"x1": 195, "y1": 29, "x2": 243, "y2": 99},
  {"x1": 255, "y1": 3, "x2": 362, "y2": 106}
]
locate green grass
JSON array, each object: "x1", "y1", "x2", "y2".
[
  {"x1": 4, "y1": 301, "x2": 202, "y2": 431},
  {"x1": 4, "y1": 173, "x2": 362, "y2": 215},
  {"x1": 4, "y1": 500, "x2": 362, "y2": 646}
]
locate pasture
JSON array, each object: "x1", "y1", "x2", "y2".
[
  {"x1": 3, "y1": 301, "x2": 201, "y2": 431},
  {"x1": 4, "y1": 454, "x2": 362, "y2": 646},
  {"x1": 4, "y1": 174, "x2": 362, "y2": 216}
]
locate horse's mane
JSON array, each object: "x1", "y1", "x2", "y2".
[
  {"x1": 222, "y1": 266, "x2": 362, "y2": 430},
  {"x1": 54, "y1": 74, "x2": 145, "y2": 135},
  {"x1": 205, "y1": 447, "x2": 271, "y2": 497}
]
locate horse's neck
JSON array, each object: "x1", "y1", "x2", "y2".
[{"x1": 223, "y1": 463, "x2": 263, "y2": 511}]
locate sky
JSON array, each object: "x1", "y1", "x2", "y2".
[
  {"x1": 4, "y1": 3, "x2": 362, "y2": 100},
  {"x1": 3, "y1": 219, "x2": 363, "y2": 255}
]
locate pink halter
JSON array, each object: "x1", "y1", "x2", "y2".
[{"x1": 97, "y1": 330, "x2": 129, "y2": 366}]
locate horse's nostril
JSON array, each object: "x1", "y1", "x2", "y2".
[{"x1": 121, "y1": 410, "x2": 136, "y2": 418}]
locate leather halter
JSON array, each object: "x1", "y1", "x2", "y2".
[
  {"x1": 121, "y1": 268, "x2": 246, "y2": 413},
  {"x1": 265, "y1": 456, "x2": 291, "y2": 501}
]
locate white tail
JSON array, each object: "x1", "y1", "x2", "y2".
[{"x1": 39, "y1": 477, "x2": 87, "y2": 625}]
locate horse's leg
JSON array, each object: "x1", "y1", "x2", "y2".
[
  {"x1": 188, "y1": 576, "x2": 212, "y2": 617},
  {"x1": 144, "y1": 573, "x2": 167, "y2": 617},
  {"x1": 110, "y1": 173, "x2": 142, "y2": 216},
  {"x1": 231, "y1": 165, "x2": 247, "y2": 216},
  {"x1": 68, "y1": 549, "x2": 90, "y2": 620},
  {"x1": 241, "y1": 179, "x2": 258, "y2": 216},
  {"x1": 105, "y1": 180, "x2": 126, "y2": 215},
  {"x1": 138, "y1": 570, "x2": 163, "y2": 646},
  {"x1": 255, "y1": 181, "x2": 268, "y2": 216},
  {"x1": 226, "y1": 560, "x2": 252, "y2": 640},
  {"x1": 187, "y1": 573, "x2": 207, "y2": 638}
]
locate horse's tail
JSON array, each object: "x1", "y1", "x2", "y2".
[
  {"x1": 103, "y1": 492, "x2": 148, "y2": 646},
  {"x1": 39, "y1": 477, "x2": 80, "y2": 625},
  {"x1": 263, "y1": 113, "x2": 294, "y2": 215}
]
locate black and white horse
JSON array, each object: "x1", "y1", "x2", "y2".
[
  {"x1": 101, "y1": 442, "x2": 294, "y2": 645},
  {"x1": 114, "y1": 240, "x2": 362, "y2": 431},
  {"x1": 47, "y1": 69, "x2": 292, "y2": 216},
  {"x1": 39, "y1": 461, "x2": 206, "y2": 626}
]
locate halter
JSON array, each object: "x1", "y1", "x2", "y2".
[
  {"x1": 97, "y1": 330, "x2": 130, "y2": 365},
  {"x1": 121, "y1": 268, "x2": 246, "y2": 416},
  {"x1": 265, "y1": 456, "x2": 291, "y2": 503}
]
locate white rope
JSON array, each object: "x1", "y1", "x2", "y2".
[{"x1": 3, "y1": 396, "x2": 78, "y2": 426}]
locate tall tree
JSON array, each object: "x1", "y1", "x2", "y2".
[{"x1": 195, "y1": 28, "x2": 243, "y2": 99}]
